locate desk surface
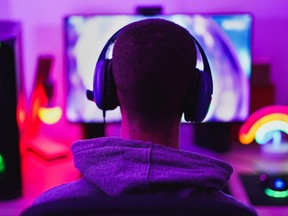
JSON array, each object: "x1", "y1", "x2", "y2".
[{"x1": 188, "y1": 141, "x2": 288, "y2": 216}]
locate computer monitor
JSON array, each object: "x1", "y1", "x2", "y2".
[{"x1": 64, "y1": 14, "x2": 252, "y2": 123}]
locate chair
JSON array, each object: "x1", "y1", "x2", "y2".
[{"x1": 20, "y1": 195, "x2": 257, "y2": 216}]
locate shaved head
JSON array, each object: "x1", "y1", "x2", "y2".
[{"x1": 112, "y1": 18, "x2": 197, "y2": 131}]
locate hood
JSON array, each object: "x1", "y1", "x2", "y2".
[{"x1": 72, "y1": 137, "x2": 233, "y2": 196}]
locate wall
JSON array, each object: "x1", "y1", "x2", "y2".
[{"x1": 1, "y1": 0, "x2": 288, "y2": 142}]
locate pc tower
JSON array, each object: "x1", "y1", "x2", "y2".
[{"x1": 0, "y1": 21, "x2": 23, "y2": 200}]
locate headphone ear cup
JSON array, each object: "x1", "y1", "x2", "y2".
[
  {"x1": 94, "y1": 59, "x2": 119, "y2": 110},
  {"x1": 184, "y1": 68, "x2": 212, "y2": 123}
]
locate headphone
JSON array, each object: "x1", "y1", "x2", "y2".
[{"x1": 86, "y1": 24, "x2": 213, "y2": 123}]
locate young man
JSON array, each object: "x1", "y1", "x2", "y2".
[{"x1": 33, "y1": 18, "x2": 256, "y2": 215}]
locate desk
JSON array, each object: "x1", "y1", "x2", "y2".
[{"x1": 187, "y1": 141, "x2": 288, "y2": 216}]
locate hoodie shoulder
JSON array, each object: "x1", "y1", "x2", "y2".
[{"x1": 33, "y1": 178, "x2": 104, "y2": 206}]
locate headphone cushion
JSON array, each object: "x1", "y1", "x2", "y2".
[
  {"x1": 94, "y1": 59, "x2": 119, "y2": 110},
  {"x1": 184, "y1": 68, "x2": 212, "y2": 123}
]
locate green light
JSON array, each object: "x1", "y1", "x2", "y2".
[
  {"x1": 0, "y1": 154, "x2": 5, "y2": 173},
  {"x1": 265, "y1": 188, "x2": 288, "y2": 198}
]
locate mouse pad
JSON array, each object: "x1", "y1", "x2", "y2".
[{"x1": 239, "y1": 173, "x2": 288, "y2": 206}]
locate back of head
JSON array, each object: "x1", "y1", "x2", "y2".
[{"x1": 112, "y1": 18, "x2": 197, "y2": 127}]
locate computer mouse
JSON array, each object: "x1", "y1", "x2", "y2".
[{"x1": 259, "y1": 173, "x2": 288, "y2": 198}]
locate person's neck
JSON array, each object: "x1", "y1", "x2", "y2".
[{"x1": 120, "y1": 118, "x2": 180, "y2": 149}]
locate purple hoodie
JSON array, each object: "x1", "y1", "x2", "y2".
[{"x1": 33, "y1": 137, "x2": 256, "y2": 214}]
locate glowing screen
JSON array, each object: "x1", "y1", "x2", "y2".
[{"x1": 64, "y1": 14, "x2": 252, "y2": 123}]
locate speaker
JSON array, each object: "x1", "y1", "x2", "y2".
[
  {"x1": 0, "y1": 21, "x2": 22, "y2": 200},
  {"x1": 86, "y1": 20, "x2": 213, "y2": 123}
]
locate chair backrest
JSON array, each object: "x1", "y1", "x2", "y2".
[{"x1": 21, "y1": 195, "x2": 257, "y2": 216}]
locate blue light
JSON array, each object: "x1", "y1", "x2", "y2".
[{"x1": 274, "y1": 178, "x2": 286, "y2": 190}]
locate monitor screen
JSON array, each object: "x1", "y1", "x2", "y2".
[{"x1": 64, "y1": 14, "x2": 252, "y2": 123}]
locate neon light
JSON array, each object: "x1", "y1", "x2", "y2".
[
  {"x1": 239, "y1": 113, "x2": 288, "y2": 144},
  {"x1": 38, "y1": 106, "x2": 62, "y2": 125},
  {"x1": 255, "y1": 121, "x2": 288, "y2": 145},
  {"x1": 239, "y1": 106, "x2": 288, "y2": 134},
  {"x1": 239, "y1": 106, "x2": 288, "y2": 145},
  {"x1": 0, "y1": 154, "x2": 5, "y2": 174},
  {"x1": 264, "y1": 188, "x2": 288, "y2": 198}
]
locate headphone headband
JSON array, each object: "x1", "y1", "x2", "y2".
[
  {"x1": 98, "y1": 29, "x2": 121, "y2": 61},
  {"x1": 87, "y1": 21, "x2": 213, "y2": 123}
]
